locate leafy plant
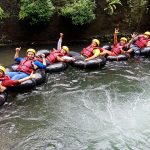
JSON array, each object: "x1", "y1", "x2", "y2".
[
  {"x1": 60, "y1": 0, "x2": 96, "y2": 25},
  {"x1": 19, "y1": 0, "x2": 55, "y2": 25},
  {"x1": 0, "y1": 6, "x2": 6, "y2": 21},
  {"x1": 127, "y1": 0, "x2": 148, "y2": 26},
  {"x1": 104, "y1": 0, "x2": 122, "y2": 15}
]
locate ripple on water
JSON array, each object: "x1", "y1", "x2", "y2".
[{"x1": 1, "y1": 51, "x2": 150, "y2": 149}]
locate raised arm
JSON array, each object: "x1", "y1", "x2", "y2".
[
  {"x1": 126, "y1": 32, "x2": 138, "y2": 48},
  {"x1": 57, "y1": 33, "x2": 63, "y2": 50},
  {"x1": 14, "y1": 47, "x2": 21, "y2": 59},
  {"x1": 114, "y1": 28, "x2": 119, "y2": 45},
  {"x1": 41, "y1": 54, "x2": 46, "y2": 66}
]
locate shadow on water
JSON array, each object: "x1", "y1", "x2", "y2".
[{"x1": 1, "y1": 46, "x2": 150, "y2": 149}]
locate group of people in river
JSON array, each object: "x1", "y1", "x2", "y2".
[{"x1": 0, "y1": 28, "x2": 150, "y2": 93}]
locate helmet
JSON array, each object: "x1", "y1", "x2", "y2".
[
  {"x1": 144, "y1": 31, "x2": 150, "y2": 36},
  {"x1": 0, "y1": 66, "x2": 5, "y2": 73},
  {"x1": 62, "y1": 46, "x2": 69, "y2": 53},
  {"x1": 92, "y1": 39, "x2": 100, "y2": 46},
  {"x1": 27, "y1": 48, "x2": 36, "y2": 54},
  {"x1": 120, "y1": 37, "x2": 127, "y2": 42}
]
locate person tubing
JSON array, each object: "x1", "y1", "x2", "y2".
[
  {"x1": 0, "y1": 66, "x2": 10, "y2": 82},
  {"x1": 17, "y1": 49, "x2": 36, "y2": 74},
  {"x1": 81, "y1": 39, "x2": 100, "y2": 58},
  {"x1": 111, "y1": 37, "x2": 127, "y2": 55},
  {"x1": 27, "y1": 48, "x2": 36, "y2": 54},
  {"x1": 46, "y1": 46, "x2": 69, "y2": 63},
  {"x1": 17, "y1": 59, "x2": 35, "y2": 74},
  {"x1": 135, "y1": 32, "x2": 150, "y2": 48},
  {"x1": 0, "y1": 66, "x2": 20, "y2": 87},
  {"x1": 112, "y1": 43, "x2": 123, "y2": 55}
]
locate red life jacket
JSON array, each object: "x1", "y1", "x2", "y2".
[
  {"x1": 135, "y1": 35, "x2": 149, "y2": 48},
  {"x1": 111, "y1": 43, "x2": 124, "y2": 55},
  {"x1": 0, "y1": 75, "x2": 20, "y2": 87},
  {"x1": 46, "y1": 50, "x2": 66, "y2": 63},
  {"x1": 17, "y1": 58, "x2": 35, "y2": 74},
  {"x1": 81, "y1": 45, "x2": 98, "y2": 58},
  {"x1": 0, "y1": 75, "x2": 10, "y2": 82}
]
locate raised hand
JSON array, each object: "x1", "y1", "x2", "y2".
[
  {"x1": 60, "y1": 33, "x2": 63, "y2": 38},
  {"x1": 114, "y1": 28, "x2": 119, "y2": 34},
  {"x1": 131, "y1": 32, "x2": 138, "y2": 39},
  {"x1": 41, "y1": 54, "x2": 45, "y2": 58},
  {"x1": 16, "y1": 47, "x2": 21, "y2": 52}
]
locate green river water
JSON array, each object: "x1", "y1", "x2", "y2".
[{"x1": 0, "y1": 45, "x2": 150, "y2": 150}]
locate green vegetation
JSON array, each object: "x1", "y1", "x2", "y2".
[
  {"x1": 104, "y1": 0, "x2": 148, "y2": 17},
  {"x1": 127, "y1": 0, "x2": 148, "y2": 26},
  {"x1": 104, "y1": 0, "x2": 122, "y2": 15},
  {"x1": 60, "y1": 0, "x2": 96, "y2": 25},
  {"x1": 19, "y1": 0, "x2": 55, "y2": 25},
  {"x1": 1, "y1": 0, "x2": 148, "y2": 26},
  {"x1": 0, "y1": 6, "x2": 6, "y2": 21}
]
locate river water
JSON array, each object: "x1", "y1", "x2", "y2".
[{"x1": 0, "y1": 45, "x2": 150, "y2": 150}]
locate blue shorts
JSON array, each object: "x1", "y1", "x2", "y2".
[{"x1": 6, "y1": 71, "x2": 29, "y2": 80}]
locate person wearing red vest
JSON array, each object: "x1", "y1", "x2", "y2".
[
  {"x1": 79, "y1": 39, "x2": 104, "y2": 61},
  {"x1": 6, "y1": 48, "x2": 46, "y2": 80},
  {"x1": 46, "y1": 46, "x2": 70, "y2": 64},
  {"x1": 45, "y1": 33, "x2": 75, "y2": 64},
  {"x1": 126, "y1": 31, "x2": 150, "y2": 56},
  {"x1": 101, "y1": 28, "x2": 134, "y2": 56},
  {"x1": 0, "y1": 66, "x2": 34, "y2": 92}
]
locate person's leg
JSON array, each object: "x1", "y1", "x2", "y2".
[
  {"x1": 133, "y1": 46, "x2": 140, "y2": 57},
  {"x1": 74, "y1": 55, "x2": 85, "y2": 60},
  {"x1": 11, "y1": 72, "x2": 29, "y2": 80},
  {"x1": 6, "y1": 72, "x2": 18, "y2": 79},
  {"x1": 102, "y1": 50, "x2": 116, "y2": 56}
]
